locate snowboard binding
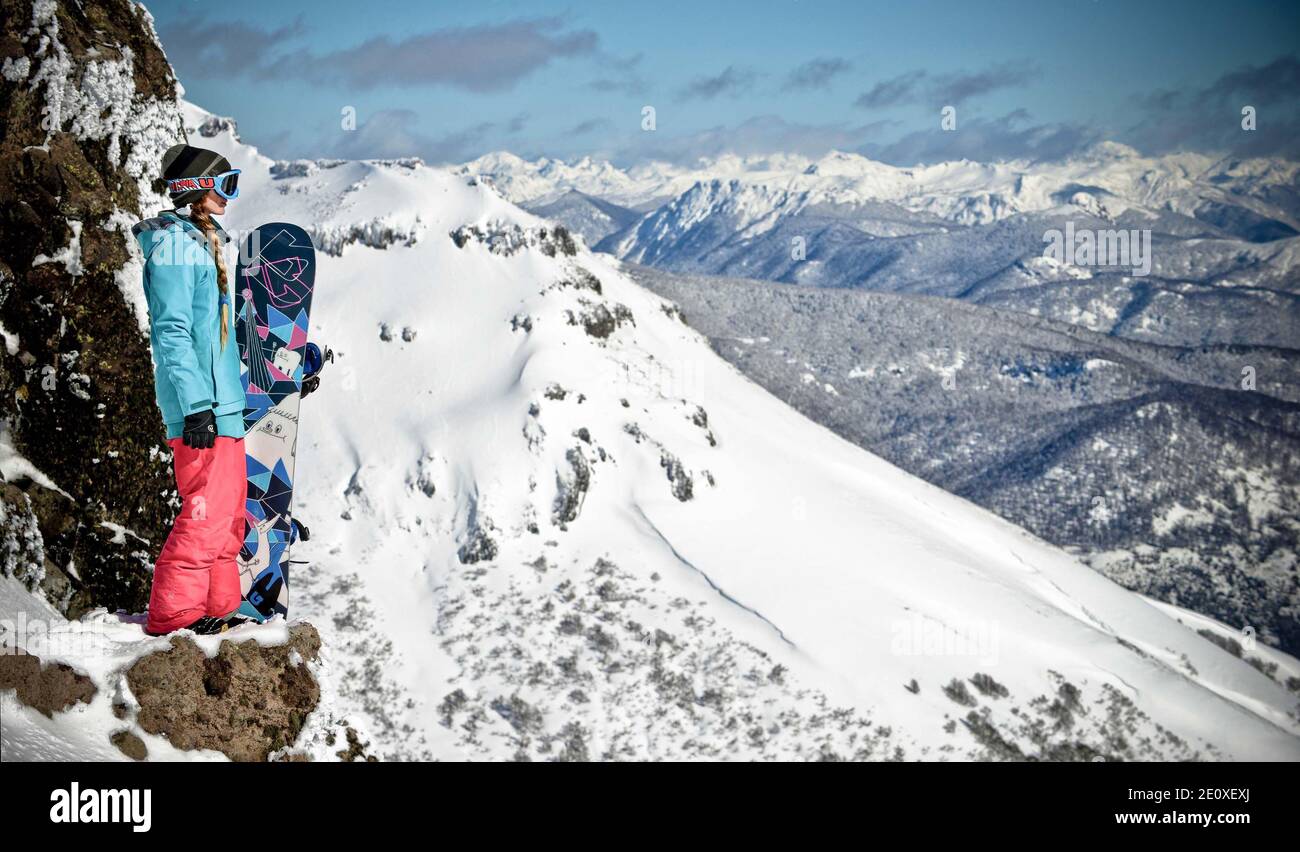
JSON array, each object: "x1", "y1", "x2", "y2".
[{"x1": 301, "y1": 342, "x2": 333, "y2": 398}]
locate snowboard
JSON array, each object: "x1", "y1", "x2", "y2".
[{"x1": 233, "y1": 222, "x2": 316, "y2": 621}]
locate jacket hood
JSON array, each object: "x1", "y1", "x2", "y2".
[{"x1": 132, "y1": 210, "x2": 230, "y2": 258}]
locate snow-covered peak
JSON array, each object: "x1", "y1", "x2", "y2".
[
  {"x1": 469, "y1": 150, "x2": 532, "y2": 170},
  {"x1": 180, "y1": 100, "x2": 504, "y2": 255},
  {"x1": 1204, "y1": 155, "x2": 1300, "y2": 190},
  {"x1": 456, "y1": 150, "x2": 655, "y2": 208},
  {"x1": 460, "y1": 142, "x2": 1300, "y2": 232},
  {"x1": 180, "y1": 100, "x2": 267, "y2": 166},
  {"x1": 696, "y1": 151, "x2": 813, "y2": 177},
  {"x1": 804, "y1": 148, "x2": 896, "y2": 178}
]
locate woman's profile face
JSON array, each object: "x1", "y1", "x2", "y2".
[{"x1": 197, "y1": 189, "x2": 228, "y2": 215}]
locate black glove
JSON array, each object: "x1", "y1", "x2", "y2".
[{"x1": 182, "y1": 410, "x2": 217, "y2": 449}]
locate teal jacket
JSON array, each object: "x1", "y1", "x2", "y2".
[{"x1": 133, "y1": 211, "x2": 245, "y2": 439}]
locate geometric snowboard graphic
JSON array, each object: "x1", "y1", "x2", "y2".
[{"x1": 234, "y1": 222, "x2": 316, "y2": 620}]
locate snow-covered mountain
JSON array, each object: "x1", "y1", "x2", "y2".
[
  {"x1": 611, "y1": 200, "x2": 1300, "y2": 347},
  {"x1": 628, "y1": 263, "x2": 1300, "y2": 658},
  {"x1": 454, "y1": 151, "x2": 702, "y2": 210},
  {"x1": 12, "y1": 98, "x2": 1300, "y2": 761},
  {"x1": 463, "y1": 148, "x2": 1300, "y2": 349},
  {"x1": 185, "y1": 108, "x2": 429, "y2": 258},
  {"x1": 460, "y1": 145, "x2": 1300, "y2": 232},
  {"x1": 525, "y1": 190, "x2": 643, "y2": 246}
]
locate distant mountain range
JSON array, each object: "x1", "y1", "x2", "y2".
[
  {"x1": 526, "y1": 190, "x2": 644, "y2": 245},
  {"x1": 458, "y1": 144, "x2": 1300, "y2": 233},
  {"x1": 459, "y1": 147, "x2": 1300, "y2": 349},
  {"x1": 457, "y1": 146, "x2": 1300, "y2": 225}
]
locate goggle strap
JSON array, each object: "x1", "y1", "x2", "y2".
[{"x1": 168, "y1": 170, "x2": 240, "y2": 198}]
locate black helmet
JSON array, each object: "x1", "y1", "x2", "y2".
[{"x1": 161, "y1": 144, "x2": 237, "y2": 207}]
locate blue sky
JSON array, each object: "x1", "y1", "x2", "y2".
[{"x1": 147, "y1": 0, "x2": 1300, "y2": 165}]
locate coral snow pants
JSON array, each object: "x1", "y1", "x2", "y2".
[{"x1": 146, "y1": 437, "x2": 247, "y2": 634}]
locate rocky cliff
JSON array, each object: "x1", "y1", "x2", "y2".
[{"x1": 0, "y1": 0, "x2": 185, "y2": 615}]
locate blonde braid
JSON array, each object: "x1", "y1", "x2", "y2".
[{"x1": 189, "y1": 206, "x2": 231, "y2": 349}]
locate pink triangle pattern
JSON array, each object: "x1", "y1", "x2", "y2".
[{"x1": 268, "y1": 361, "x2": 293, "y2": 382}]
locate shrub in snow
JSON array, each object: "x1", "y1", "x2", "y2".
[
  {"x1": 569, "y1": 300, "x2": 635, "y2": 339},
  {"x1": 659, "y1": 452, "x2": 693, "y2": 502},
  {"x1": 311, "y1": 218, "x2": 421, "y2": 256},
  {"x1": 448, "y1": 221, "x2": 578, "y2": 257},
  {"x1": 548, "y1": 267, "x2": 602, "y2": 295},
  {"x1": 552, "y1": 447, "x2": 591, "y2": 527},
  {"x1": 942, "y1": 678, "x2": 978, "y2": 707},
  {"x1": 0, "y1": 485, "x2": 45, "y2": 591},
  {"x1": 969, "y1": 672, "x2": 1010, "y2": 699},
  {"x1": 457, "y1": 519, "x2": 499, "y2": 565}
]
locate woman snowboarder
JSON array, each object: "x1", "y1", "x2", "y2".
[{"x1": 132, "y1": 144, "x2": 247, "y2": 635}]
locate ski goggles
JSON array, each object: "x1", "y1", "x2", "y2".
[{"x1": 167, "y1": 168, "x2": 241, "y2": 200}]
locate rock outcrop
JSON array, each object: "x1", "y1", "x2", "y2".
[
  {"x1": 0, "y1": 0, "x2": 186, "y2": 616},
  {"x1": 0, "y1": 647, "x2": 96, "y2": 716},
  {"x1": 126, "y1": 624, "x2": 323, "y2": 762}
]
